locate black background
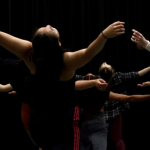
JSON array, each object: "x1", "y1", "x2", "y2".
[{"x1": 0, "y1": 0, "x2": 150, "y2": 150}]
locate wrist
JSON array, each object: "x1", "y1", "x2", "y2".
[
  {"x1": 143, "y1": 40, "x2": 149, "y2": 48},
  {"x1": 101, "y1": 31, "x2": 108, "y2": 40},
  {"x1": 94, "y1": 80, "x2": 97, "y2": 87}
]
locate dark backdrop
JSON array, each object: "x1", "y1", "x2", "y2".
[{"x1": 0, "y1": 0, "x2": 150, "y2": 150}]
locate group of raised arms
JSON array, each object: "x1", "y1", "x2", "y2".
[{"x1": 0, "y1": 21, "x2": 150, "y2": 150}]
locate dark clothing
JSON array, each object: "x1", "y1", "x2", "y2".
[
  {"x1": 28, "y1": 75, "x2": 79, "y2": 150},
  {"x1": 107, "y1": 114, "x2": 126, "y2": 150},
  {"x1": 104, "y1": 72, "x2": 139, "y2": 121},
  {"x1": 75, "y1": 74, "x2": 109, "y2": 111},
  {"x1": 77, "y1": 87, "x2": 110, "y2": 112},
  {"x1": 0, "y1": 58, "x2": 35, "y2": 149},
  {"x1": 75, "y1": 73, "x2": 139, "y2": 150},
  {"x1": 0, "y1": 58, "x2": 80, "y2": 150},
  {"x1": 0, "y1": 58, "x2": 30, "y2": 95},
  {"x1": 78, "y1": 89, "x2": 110, "y2": 150},
  {"x1": 104, "y1": 72, "x2": 139, "y2": 150},
  {"x1": 75, "y1": 75, "x2": 85, "y2": 81},
  {"x1": 75, "y1": 73, "x2": 139, "y2": 121},
  {"x1": 9, "y1": 60, "x2": 30, "y2": 94},
  {"x1": 0, "y1": 58, "x2": 18, "y2": 84},
  {"x1": 75, "y1": 74, "x2": 110, "y2": 150},
  {"x1": 80, "y1": 112, "x2": 108, "y2": 150}
]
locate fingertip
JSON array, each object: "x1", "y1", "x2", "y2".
[{"x1": 120, "y1": 21, "x2": 125, "y2": 24}]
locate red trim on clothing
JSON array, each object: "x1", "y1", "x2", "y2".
[
  {"x1": 21, "y1": 102, "x2": 32, "y2": 131},
  {"x1": 73, "y1": 105, "x2": 80, "y2": 150}
]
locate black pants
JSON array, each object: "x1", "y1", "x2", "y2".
[{"x1": 29, "y1": 113, "x2": 74, "y2": 150}]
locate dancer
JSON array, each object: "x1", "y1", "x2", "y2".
[
  {"x1": 98, "y1": 62, "x2": 150, "y2": 150},
  {"x1": 0, "y1": 58, "x2": 40, "y2": 148},
  {"x1": 0, "y1": 21, "x2": 125, "y2": 150},
  {"x1": 75, "y1": 73, "x2": 150, "y2": 150}
]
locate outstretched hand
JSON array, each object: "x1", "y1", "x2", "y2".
[
  {"x1": 131, "y1": 29, "x2": 148, "y2": 48},
  {"x1": 102, "y1": 21, "x2": 125, "y2": 38},
  {"x1": 137, "y1": 81, "x2": 150, "y2": 87},
  {"x1": 95, "y1": 78, "x2": 108, "y2": 91},
  {"x1": 84, "y1": 73, "x2": 108, "y2": 91}
]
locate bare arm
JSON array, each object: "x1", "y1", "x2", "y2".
[
  {"x1": 109, "y1": 91, "x2": 150, "y2": 102},
  {"x1": 137, "y1": 66, "x2": 150, "y2": 87},
  {"x1": 0, "y1": 84, "x2": 13, "y2": 92},
  {"x1": 63, "y1": 21, "x2": 125, "y2": 70},
  {"x1": 75, "y1": 78, "x2": 108, "y2": 91},
  {"x1": 0, "y1": 31, "x2": 33, "y2": 60},
  {"x1": 138, "y1": 66, "x2": 150, "y2": 77}
]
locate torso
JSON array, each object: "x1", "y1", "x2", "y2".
[{"x1": 60, "y1": 67, "x2": 75, "y2": 81}]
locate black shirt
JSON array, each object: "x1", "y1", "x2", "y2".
[{"x1": 77, "y1": 87, "x2": 110, "y2": 111}]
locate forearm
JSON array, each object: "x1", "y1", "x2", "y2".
[
  {"x1": 63, "y1": 39, "x2": 106, "y2": 71},
  {"x1": 84, "y1": 33, "x2": 107, "y2": 60},
  {"x1": 0, "y1": 31, "x2": 32, "y2": 59},
  {"x1": 138, "y1": 66, "x2": 150, "y2": 76},
  {"x1": 75, "y1": 80, "x2": 96, "y2": 90},
  {"x1": 63, "y1": 21, "x2": 124, "y2": 70},
  {"x1": 0, "y1": 84, "x2": 13, "y2": 92},
  {"x1": 128, "y1": 94, "x2": 150, "y2": 102},
  {"x1": 109, "y1": 91, "x2": 150, "y2": 102}
]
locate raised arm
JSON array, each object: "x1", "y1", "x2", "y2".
[
  {"x1": 138, "y1": 66, "x2": 150, "y2": 76},
  {"x1": 131, "y1": 29, "x2": 150, "y2": 52},
  {"x1": 0, "y1": 31, "x2": 33, "y2": 60},
  {"x1": 63, "y1": 21, "x2": 125, "y2": 70},
  {"x1": 109, "y1": 91, "x2": 150, "y2": 102}
]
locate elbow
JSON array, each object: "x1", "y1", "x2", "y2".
[
  {"x1": 26, "y1": 42, "x2": 33, "y2": 52},
  {"x1": 22, "y1": 44, "x2": 33, "y2": 60}
]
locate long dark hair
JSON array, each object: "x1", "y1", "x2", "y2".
[
  {"x1": 31, "y1": 32, "x2": 64, "y2": 81},
  {"x1": 23, "y1": 30, "x2": 65, "y2": 106}
]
